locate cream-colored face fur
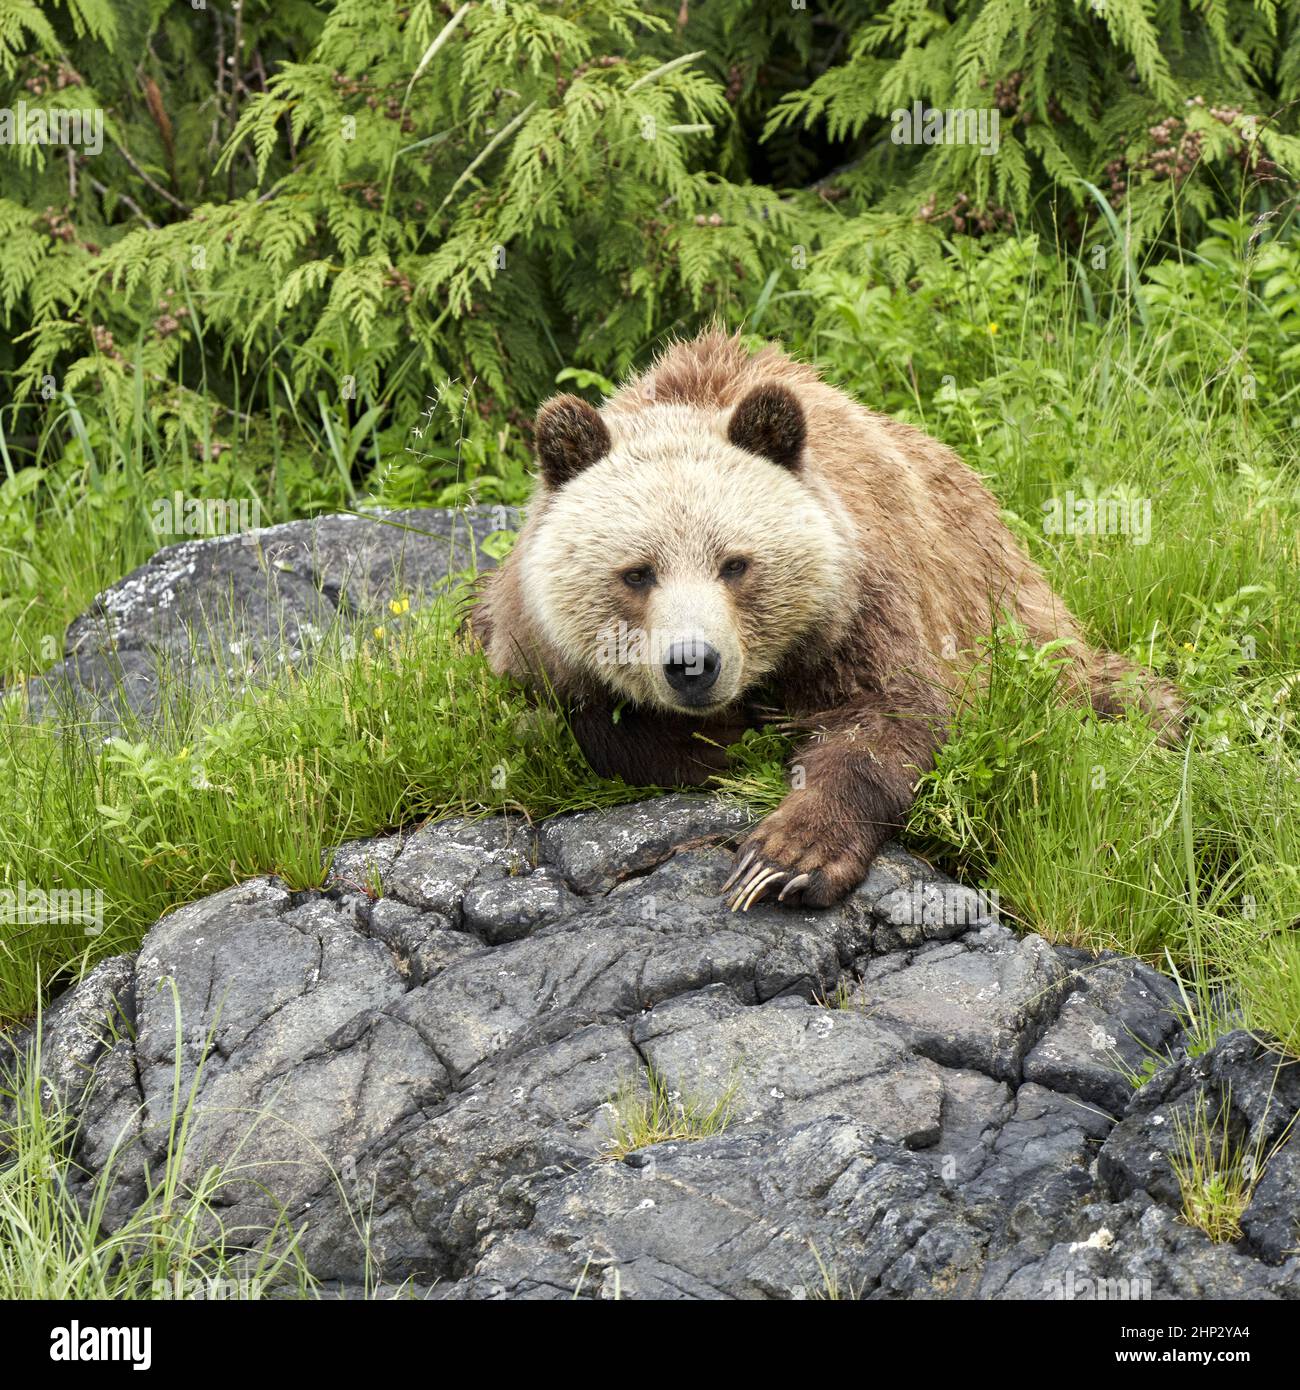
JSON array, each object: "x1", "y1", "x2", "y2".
[{"x1": 519, "y1": 404, "x2": 857, "y2": 714}]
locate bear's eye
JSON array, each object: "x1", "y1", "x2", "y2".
[
  {"x1": 621, "y1": 567, "x2": 655, "y2": 589},
  {"x1": 720, "y1": 556, "x2": 750, "y2": 580}
]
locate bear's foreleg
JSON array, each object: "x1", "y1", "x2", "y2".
[{"x1": 723, "y1": 692, "x2": 945, "y2": 910}]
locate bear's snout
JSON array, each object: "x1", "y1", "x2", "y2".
[{"x1": 663, "y1": 639, "x2": 721, "y2": 703}]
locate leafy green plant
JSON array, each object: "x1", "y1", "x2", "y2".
[
  {"x1": 7, "y1": 2, "x2": 1299, "y2": 494},
  {"x1": 766, "y1": 0, "x2": 1300, "y2": 253}
]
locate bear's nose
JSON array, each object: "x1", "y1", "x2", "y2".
[{"x1": 663, "y1": 640, "x2": 721, "y2": 700}]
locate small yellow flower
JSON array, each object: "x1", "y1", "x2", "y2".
[
  {"x1": 1183, "y1": 642, "x2": 1195, "y2": 652},
  {"x1": 389, "y1": 596, "x2": 410, "y2": 616},
  {"x1": 373, "y1": 626, "x2": 385, "y2": 640},
  {"x1": 987, "y1": 322, "x2": 999, "y2": 335}
]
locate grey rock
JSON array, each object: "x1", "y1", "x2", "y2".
[
  {"x1": 20, "y1": 507, "x2": 515, "y2": 725},
  {"x1": 1241, "y1": 1141, "x2": 1300, "y2": 1264},
  {"x1": 633, "y1": 988, "x2": 947, "y2": 1149},
  {"x1": 327, "y1": 834, "x2": 407, "y2": 895},
  {"x1": 927, "y1": 1066, "x2": 1014, "y2": 1185},
  {"x1": 387, "y1": 887, "x2": 864, "y2": 1086},
  {"x1": 0, "y1": 954, "x2": 135, "y2": 1114},
  {"x1": 442, "y1": 1117, "x2": 972, "y2": 1301},
  {"x1": 462, "y1": 867, "x2": 580, "y2": 943},
  {"x1": 870, "y1": 874, "x2": 999, "y2": 953},
  {"x1": 537, "y1": 793, "x2": 754, "y2": 893},
  {"x1": 125, "y1": 876, "x2": 449, "y2": 1235},
  {"x1": 300, "y1": 1021, "x2": 640, "y2": 1282},
  {"x1": 67, "y1": 1038, "x2": 148, "y2": 1230},
  {"x1": 609, "y1": 845, "x2": 735, "y2": 903},
  {"x1": 385, "y1": 816, "x2": 535, "y2": 923},
  {"x1": 1023, "y1": 955, "x2": 1185, "y2": 1114},
  {"x1": 845, "y1": 842, "x2": 941, "y2": 913},
  {"x1": 364, "y1": 898, "x2": 483, "y2": 984},
  {"x1": 830, "y1": 845, "x2": 999, "y2": 955},
  {"x1": 982, "y1": 1196, "x2": 1300, "y2": 1300},
  {"x1": 850, "y1": 926, "x2": 1070, "y2": 1083},
  {"x1": 962, "y1": 1083, "x2": 1113, "y2": 1245},
  {"x1": 2, "y1": 796, "x2": 1292, "y2": 1301}
]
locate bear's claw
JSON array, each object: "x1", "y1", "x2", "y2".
[
  {"x1": 777, "y1": 872, "x2": 811, "y2": 901},
  {"x1": 725, "y1": 856, "x2": 805, "y2": 911},
  {"x1": 732, "y1": 865, "x2": 786, "y2": 911},
  {"x1": 719, "y1": 847, "x2": 758, "y2": 896}
]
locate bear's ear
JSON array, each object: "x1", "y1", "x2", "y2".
[
  {"x1": 534, "y1": 394, "x2": 611, "y2": 488},
  {"x1": 727, "y1": 384, "x2": 806, "y2": 471}
]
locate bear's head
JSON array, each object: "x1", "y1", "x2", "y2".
[{"x1": 518, "y1": 384, "x2": 857, "y2": 714}]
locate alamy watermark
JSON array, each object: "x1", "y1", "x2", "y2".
[
  {"x1": 891, "y1": 103, "x2": 999, "y2": 157},
  {"x1": 0, "y1": 881, "x2": 103, "y2": 935},
  {"x1": 151, "y1": 492, "x2": 265, "y2": 541},
  {"x1": 49, "y1": 1323, "x2": 150, "y2": 1370},
  {"x1": 1043, "y1": 1268, "x2": 1151, "y2": 1300},
  {"x1": 1042, "y1": 491, "x2": 1152, "y2": 546},
  {"x1": 0, "y1": 102, "x2": 103, "y2": 156},
  {"x1": 152, "y1": 1275, "x2": 264, "y2": 1300},
  {"x1": 596, "y1": 622, "x2": 712, "y2": 673},
  {"x1": 880, "y1": 881, "x2": 1000, "y2": 930}
]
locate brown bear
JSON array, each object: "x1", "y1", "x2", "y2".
[{"x1": 471, "y1": 331, "x2": 1181, "y2": 910}]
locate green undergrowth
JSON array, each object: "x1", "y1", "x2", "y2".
[
  {"x1": 904, "y1": 624, "x2": 1300, "y2": 1058},
  {"x1": 0, "y1": 588, "x2": 653, "y2": 1027}
]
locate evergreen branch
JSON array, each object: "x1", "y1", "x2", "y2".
[{"x1": 434, "y1": 100, "x2": 539, "y2": 220}]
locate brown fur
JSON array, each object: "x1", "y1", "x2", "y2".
[{"x1": 472, "y1": 331, "x2": 1183, "y2": 908}]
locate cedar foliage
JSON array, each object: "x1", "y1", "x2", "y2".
[{"x1": 0, "y1": 0, "x2": 1298, "y2": 461}]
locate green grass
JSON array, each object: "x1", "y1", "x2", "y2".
[
  {"x1": 1168, "y1": 1090, "x2": 1294, "y2": 1247},
  {"x1": 903, "y1": 623, "x2": 1300, "y2": 1057},
  {"x1": 599, "y1": 1068, "x2": 736, "y2": 1162},
  {"x1": 0, "y1": 593, "x2": 652, "y2": 1027},
  {"x1": 806, "y1": 1242, "x2": 866, "y2": 1301}
]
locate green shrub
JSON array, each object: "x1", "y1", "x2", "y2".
[{"x1": 4, "y1": 1, "x2": 1298, "y2": 477}]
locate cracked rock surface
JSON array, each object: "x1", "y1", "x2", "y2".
[
  {"x1": 19, "y1": 797, "x2": 1300, "y2": 1299},
  {"x1": 18, "y1": 506, "x2": 514, "y2": 724}
]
